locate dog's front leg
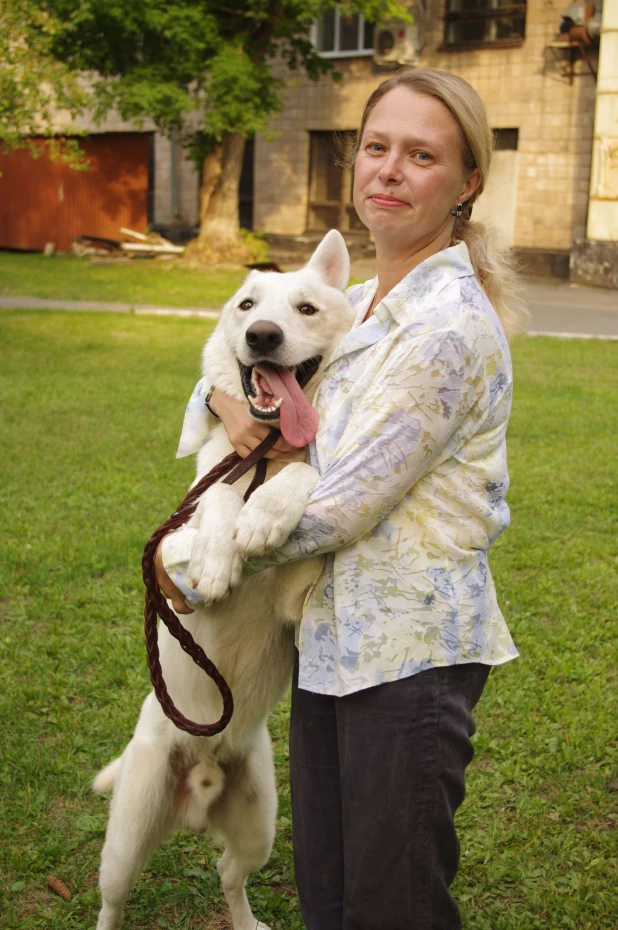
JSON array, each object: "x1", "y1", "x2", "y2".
[
  {"x1": 188, "y1": 484, "x2": 245, "y2": 604},
  {"x1": 234, "y1": 463, "x2": 319, "y2": 558}
]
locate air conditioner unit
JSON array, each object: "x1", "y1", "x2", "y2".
[{"x1": 374, "y1": 20, "x2": 421, "y2": 65}]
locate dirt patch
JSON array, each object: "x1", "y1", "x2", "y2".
[
  {"x1": 17, "y1": 885, "x2": 58, "y2": 921},
  {"x1": 204, "y1": 911, "x2": 232, "y2": 930},
  {"x1": 46, "y1": 795, "x2": 87, "y2": 829}
]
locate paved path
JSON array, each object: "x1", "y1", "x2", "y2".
[
  {"x1": 1, "y1": 279, "x2": 616, "y2": 338},
  {"x1": 0, "y1": 295, "x2": 220, "y2": 319},
  {"x1": 524, "y1": 280, "x2": 618, "y2": 339}
]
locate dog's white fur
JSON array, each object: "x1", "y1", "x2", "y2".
[{"x1": 93, "y1": 231, "x2": 353, "y2": 930}]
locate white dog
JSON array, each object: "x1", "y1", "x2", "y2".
[{"x1": 92, "y1": 230, "x2": 353, "y2": 930}]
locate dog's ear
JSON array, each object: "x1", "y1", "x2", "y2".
[{"x1": 305, "y1": 230, "x2": 350, "y2": 292}]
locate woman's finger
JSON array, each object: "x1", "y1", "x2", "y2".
[
  {"x1": 273, "y1": 438, "x2": 294, "y2": 453},
  {"x1": 170, "y1": 593, "x2": 195, "y2": 615}
]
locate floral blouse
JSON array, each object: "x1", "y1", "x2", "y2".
[{"x1": 164, "y1": 242, "x2": 518, "y2": 696}]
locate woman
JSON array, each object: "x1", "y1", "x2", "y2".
[{"x1": 158, "y1": 69, "x2": 528, "y2": 929}]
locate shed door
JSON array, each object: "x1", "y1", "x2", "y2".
[{"x1": 0, "y1": 133, "x2": 150, "y2": 252}]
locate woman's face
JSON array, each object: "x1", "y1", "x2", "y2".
[{"x1": 353, "y1": 86, "x2": 481, "y2": 252}]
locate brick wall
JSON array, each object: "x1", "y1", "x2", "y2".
[{"x1": 152, "y1": 133, "x2": 199, "y2": 227}]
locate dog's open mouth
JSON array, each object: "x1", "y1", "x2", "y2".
[{"x1": 238, "y1": 356, "x2": 322, "y2": 448}]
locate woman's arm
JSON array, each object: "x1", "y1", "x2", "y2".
[
  {"x1": 208, "y1": 390, "x2": 294, "y2": 460},
  {"x1": 159, "y1": 329, "x2": 487, "y2": 602},
  {"x1": 154, "y1": 538, "x2": 196, "y2": 614},
  {"x1": 243, "y1": 329, "x2": 487, "y2": 572},
  {"x1": 176, "y1": 376, "x2": 293, "y2": 460}
]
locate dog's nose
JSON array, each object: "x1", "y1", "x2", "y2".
[{"x1": 245, "y1": 321, "x2": 284, "y2": 355}]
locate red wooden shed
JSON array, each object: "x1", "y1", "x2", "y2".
[{"x1": 0, "y1": 133, "x2": 151, "y2": 252}]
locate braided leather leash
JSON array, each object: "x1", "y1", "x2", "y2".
[{"x1": 142, "y1": 430, "x2": 281, "y2": 737}]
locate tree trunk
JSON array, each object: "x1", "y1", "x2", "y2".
[{"x1": 198, "y1": 132, "x2": 246, "y2": 245}]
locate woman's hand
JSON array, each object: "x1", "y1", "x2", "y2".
[
  {"x1": 155, "y1": 538, "x2": 195, "y2": 615},
  {"x1": 209, "y1": 388, "x2": 295, "y2": 459}
]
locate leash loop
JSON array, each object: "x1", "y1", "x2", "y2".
[{"x1": 142, "y1": 430, "x2": 281, "y2": 737}]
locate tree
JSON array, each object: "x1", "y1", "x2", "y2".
[
  {"x1": 0, "y1": 0, "x2": 87, "y2": 166},
  {"x1": 39, "y1": 0, "x2": 406, "y2": 259}
]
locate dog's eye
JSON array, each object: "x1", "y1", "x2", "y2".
[
  {"x1": 298, "y1": 303, "x2": 318, "y2": 316},
  {"x1": 239, "y1": 299, "x2": 254, "y2": 311}
]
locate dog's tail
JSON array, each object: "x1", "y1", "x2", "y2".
[{"x1": 92, "y1": 756, "x2": 122, "y2": 794}]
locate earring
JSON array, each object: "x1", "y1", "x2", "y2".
[{"x1": 451, "y1": 203, "x2": 464, "y2": 217}]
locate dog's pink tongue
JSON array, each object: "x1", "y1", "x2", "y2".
[{"x1": 256, "y1": 366, "x2": 319, "y2": 448}]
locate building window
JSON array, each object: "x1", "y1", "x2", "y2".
[
  {"x1": 444, "y1": 0, "x2": 526, "y2": 49},
  {"x1": 493, "y1": 128, "x2": 519, "y2": 151},
  {"x1": 313, "y1": 5, "x2": 375, "y2": 57},
  {"x1": 307, "y1": 132, "x2": 366, "y2": 233}
]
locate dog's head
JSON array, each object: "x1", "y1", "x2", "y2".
[{"x1": 204, "y1": 230, "x2": 354, "y2": 448}]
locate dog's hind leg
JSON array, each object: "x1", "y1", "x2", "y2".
[
  {"x1": 209, "y1": 727, "x2": 278, "y2": 930},
  {"x1": 96, "y1": 740, "x2": 174, "y2": 930}
]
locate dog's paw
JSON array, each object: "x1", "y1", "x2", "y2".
[
  {"x1": 234, "y1": 474, "x2": 314, "y2": 557},
  {"x1": 234, "y1": 503, "x2": 294, "y2": 558},
  {"x1": 187, "y1": 485, "x2": 245, "y2": 604},
  {"x1": 188, "y1": 537, "x2": 243, "y2": 605},
  {"x1": 189, "y1": 543, "x2": 243, "y2": 604}
]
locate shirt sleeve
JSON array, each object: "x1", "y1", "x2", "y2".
[
  {"x1": 176, "y1": 376, "x2": 217, "y2": 459},
  {"x1": 244, "y1": 327, "x2": 487, "y2": 573},
  {"x1": 161, "y1": 526, "x2": 206, "y2": 608},
  {"x1": 160, "y1": 327, "x2": 487, "y2": 606}
]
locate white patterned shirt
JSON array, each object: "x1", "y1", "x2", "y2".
[{"x1": 164, "y1": 242, "x2": 518, "y2": 696}]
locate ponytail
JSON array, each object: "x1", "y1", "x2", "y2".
[{"x1": 453, "y1": 216, "x2": 530, "y2": 343}]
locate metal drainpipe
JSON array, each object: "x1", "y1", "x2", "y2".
[{"x1": 170, "y1": 127, "x2": 180, "y2": 220}]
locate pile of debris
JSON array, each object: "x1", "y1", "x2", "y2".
[{"x1": 72, "y1": 228, "x2": 184, "y2": 260}]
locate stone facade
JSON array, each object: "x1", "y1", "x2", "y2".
[
  {"x1": 253, "y1": 0, "x2": 599, "y2": 253},
  {"x1": 571, "y1": 0, "x2": 618, "y2": 287},
  {"x1": 587, "y1": 0, "x2": 618, "y2": 242},
  {"x1": 152, "y1": 133, "x2": 200, "y2": 228}
]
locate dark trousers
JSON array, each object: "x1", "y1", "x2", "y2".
[{"x1": 289, "y1": 658, "x2": 490, "y2": 930}]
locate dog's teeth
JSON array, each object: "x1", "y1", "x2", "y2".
[
  {"x1": 253, "y1": 400, "x2": 280, "y2": 414},
  {"x1": 248, "y1": 395, "x2": 257, "y2": 407}
]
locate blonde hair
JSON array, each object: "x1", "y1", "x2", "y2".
[{"x1": 351, "y1": 68, "x2": 529, "y2": 341}]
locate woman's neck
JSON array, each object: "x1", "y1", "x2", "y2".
[{"x1": 368, "y1": 225, "x2": 454, "y2": 316}]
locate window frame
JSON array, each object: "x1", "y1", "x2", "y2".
[
  {"x1": 311, "y1": 5, "x2": 375, "y2": 58},
  {"x1": 442, "y1": 0, "x2": 527, "y2": 52},
  {"x1": 306, "y1": 130, "x2": 366, "y2": 234}
]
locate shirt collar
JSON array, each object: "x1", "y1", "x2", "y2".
[
  {"x1": 328, "y1": 242, "x2": 474, "y2": 368},
  {"x1": 379, "y1": 241, "x2": 474, "y2": 326}
]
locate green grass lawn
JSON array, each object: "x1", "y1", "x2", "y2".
[
  {"x1": 0, "y1": 310, "x2": 616, "y2": 930},
  {"x1": 0, "y1": 251, "x2": 246, "y2": 308}
]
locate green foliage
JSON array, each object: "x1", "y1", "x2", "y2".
[
  {"x1": 0, "y1": 311, "x2": 616, "y2": 929},
  {"x1": 0, "y1": 0, "x2": 88, "y2": 160},
  {"x1": 39, "y1": 0, "x2": 407, "y2": 154},
  {"x1": 239, "y1": 229, "x2": 270, "y2": 264}
]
